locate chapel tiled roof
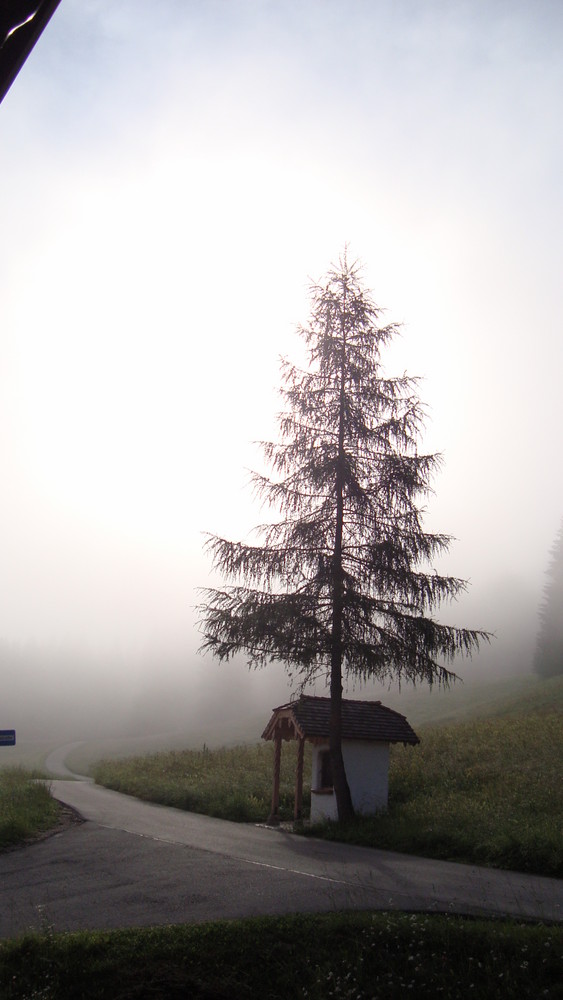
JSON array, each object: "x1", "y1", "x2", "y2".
[{"x1": 262, "y1": 695, "x2": 419, "y2": 745}]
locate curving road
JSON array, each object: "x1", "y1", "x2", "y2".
[
  {"x1": 44, "y1": 742, "x2": 90, "y2": 779},
  {"x1": 0, "y1": 748, "x2": 560, "y2": 939}
]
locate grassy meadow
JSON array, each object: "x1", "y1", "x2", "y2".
[
  {"x1": 93, "y1": 740, "x2": 312, "y2": 822},
  {"x1": 0, "y1": 767, "x2": 61, "y2": 851},
  {"x1": 93, "y1": 676, "x2": 563, "y2": 876},
  {"x1": 0, "y1": 911, "x2": 560, "y2": 1000},
  {"x1": 308, "y1": 709, "x2": 562, "y2": 875}
]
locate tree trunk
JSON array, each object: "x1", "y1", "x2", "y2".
[
  {"x1": 329, "y1": 291, "x2": 355, "y2": 823},
  {"x1": 329, "y1": 643, "x2": 355, "y2": 822}
]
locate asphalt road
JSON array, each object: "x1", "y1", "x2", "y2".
[{"x1": 1, "y1": 763, "x2": 561, "y2": 939}]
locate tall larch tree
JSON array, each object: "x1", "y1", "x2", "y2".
[{"x1": 199, "y1": 251, "x2": 489, "y2": 821}]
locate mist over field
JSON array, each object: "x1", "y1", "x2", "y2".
[
  {"x1": 1, "y1": 1, "x2": 562, "y2": 745},
  {"x1": 2, "y1": 590, "x2": 537, "y2": 745},
  {"x1": 0, "y1": 639, "x2": 283, "y2": 743}
]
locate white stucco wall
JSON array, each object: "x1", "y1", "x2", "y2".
[{"x1": 310, "y1": 741, "x2": 390, "y2": 822}]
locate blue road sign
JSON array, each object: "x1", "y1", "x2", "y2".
[{"x1": 0, "y1": 730, "x2": 16, "y2": 746}]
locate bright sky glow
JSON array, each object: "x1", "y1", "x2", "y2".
[{"x1": 1, "y1": 0, "x2": 562, "y2": 684}]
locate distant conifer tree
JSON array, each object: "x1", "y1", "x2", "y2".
[
  {"x1": 534, "y1": 522, "x2": 563, "y2": 679},
  {"x1": 199, "y1": 250, "x2": 489, "y2": 821}
]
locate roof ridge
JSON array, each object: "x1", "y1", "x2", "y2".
[
  {"x1": 299, "y1": 695, "x2": 385, "y2": 706},
  {"x1": 264, "y1": 695, "x2": 419, "y2": 744},
  {"x1": 295, "y1": 694, "x2": 410, "y2": 717}
]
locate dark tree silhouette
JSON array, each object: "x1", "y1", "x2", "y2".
[
  {"x1": 534, "y1": 522, "x2": 563, "y2": 679},
  {"x1": 198, "y1": 251, "x2": 489, "y2": 821}
]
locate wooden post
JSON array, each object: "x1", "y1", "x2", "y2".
[
  {"x1": 294, "y1": 737, "x2": 305, "y2": 821},
  {"x1": 267, "y1": 729, "x2": 282, "y2": 825}
]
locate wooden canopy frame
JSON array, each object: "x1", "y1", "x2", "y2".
[{"x1": 262, "y1": 705, "x2": 307, "y2": 824}]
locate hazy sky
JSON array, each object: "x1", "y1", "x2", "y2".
[{"x1": 1, "y1": 0, "x2": 562, "y2": 682}]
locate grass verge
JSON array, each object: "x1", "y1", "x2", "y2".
[
  {"x1": 0, "y1": 912, "x2": 560, "y2": 999},
  {"x1": 93, "y1": 740, "x2": 312, "y2": 823},
  {"x1": 0, "y1": 768, "x2": 60, "y2": 851}
]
